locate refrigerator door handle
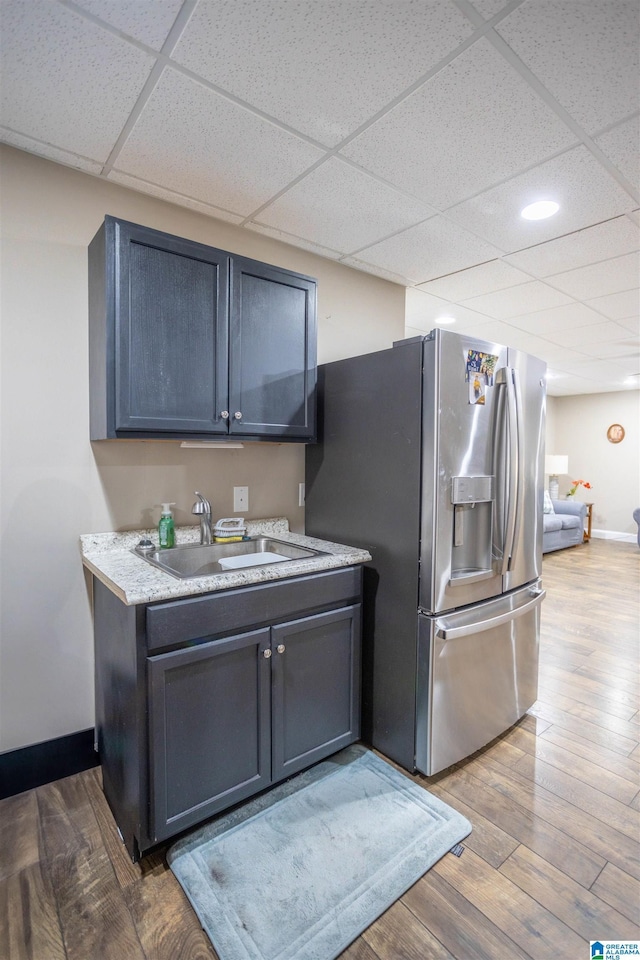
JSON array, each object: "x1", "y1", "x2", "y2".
[
  {"x1": 500, "y1": 367, "x2": 521, "y2": 574},
  {"x1": 435, "y1": 589, "x2": 545, "y2": 641},
  {"x1": 509, "y1": 367, "x2": 524, "y2": 568}
]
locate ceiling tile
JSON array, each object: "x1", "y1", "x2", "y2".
[
  {"x1": 255, "y1": 158, "x2": 434, "y2": 253},
  {"x1": 245, "y1": 222, "x2": 342, "y2": 260},
  {"x1": 0, "y1": 127, "x2": 103, "y2": 174},
  {"x1": 578, "y1": 336, "x2": 640, "y2": 361},
  {"x1": 417, "y1": 258, "x2": 532, "y2": 301},
  {"x1": 339, "y1": 256, "x2": 414, "y2": 286},
  {"x1": 405, "y1": 287, "x2": 496, "y2": 330},
  {"x1": 608, "y1": 361, "x2": 640, "y2": 380},
  {"x1": 504, "y1": 216, "x2": 640, "y2": 278},
  {"x1": 595, "y1": 115, "x2": 640, "y2": 193},
  {"x1": 508, "y1": 302, "x2": 608, "y2": 335},
  {"x1": 547, "y1": 375, "x2": 617, "y2": 397},
  {"x1": 0, "y1": 1, "x2": 156, "y2": 161},
  {"x1": 447, "y1": 146, "x2": 636, "y2": 253},
  {"x1": 353, "y1": 216, "x2": 503, "y2": 285},
  {"x1": 545, "y1": 319, "x2": 632, "y2": 349},
  {"x1": 495, "y1": 0, "x2": 640, "y2": 133},
  {"x1": 547, "y1": 252, "x2": 640, "y2": 300},
  {"x1": 550, "y1": 373, "x2": 629, "y2": 396},
  {"x1": 616, "y1": 317, "x2": 640, "y2": 337},
  {"x1": 107, "y1": 170, "x2": 244, "y2": 223},
  {"x1": 485, "y1": 323, "x2": 552, "y2": 357},
  {"x1": 537, "y1": 342, "x2": 589, "y2": 366},
  {"x1": 171, "y1": 0, "x2": 474, "y2": 146},
  {"x1": 71, "y1": 0, "x2": 183, "y2": 50},
  {"x1": 557, "y1": 356, "x2": 635, "y2": 384},
  {"x1": 585, "y1": 289, "x2": 640, "y2": 321},
  {"x1": 451, "y1": 318, "x2": 528, "y2": 348},
  {"x1": 467, "y1": 0, "x2": 513, "y2": 20},
  {"x1": 461, "y1": 281, "x2": 573, "y2": 319},
  {"x1": 341, "y1": 37, "x2": 576, "y2": 209},
  {"x1": 114, "y1": 68, "x2": 324, "y2": 215}
]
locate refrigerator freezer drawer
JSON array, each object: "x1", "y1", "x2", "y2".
[{"x1": 416, "y1": 582, "x2": 544, "y2": 776}]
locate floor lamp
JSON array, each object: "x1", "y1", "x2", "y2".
[{"x1": 545, "y1": 455, "x2": 568, "y2": 500}]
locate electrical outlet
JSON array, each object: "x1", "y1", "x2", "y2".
[
  {"x1": 298, "y1": 482, "x2": 305, "y2": 507},
  {"x1": 233, "y1": 486, "x2": 249, "y2": 512}
]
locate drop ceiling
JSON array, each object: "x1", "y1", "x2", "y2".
[{"x1": 1, "y1": 0, "x2": 638, "y2": 396}]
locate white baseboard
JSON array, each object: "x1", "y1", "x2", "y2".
[{"x1": 591, "y1": 529, "x2": 637, "y2": 544}]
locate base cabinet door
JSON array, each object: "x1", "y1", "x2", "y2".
[
  {"x1": 271, "y1": 605, "x2": 361, "y2": 781},
  {"x1": 148, "y1": 627, "x2": 271, "y2": 842}
]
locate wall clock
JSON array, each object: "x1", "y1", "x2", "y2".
[{"x1": 607, "y1": 423, "x2": 625, "y2": 443}]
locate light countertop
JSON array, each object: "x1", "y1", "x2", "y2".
[{"x1": 80, "y1": 518, "x2": 371, "y2": 606}]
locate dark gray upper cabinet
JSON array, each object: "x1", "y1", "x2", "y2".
[{"x1": 89, "y1": 216, "x2": 317, "y2": 441}]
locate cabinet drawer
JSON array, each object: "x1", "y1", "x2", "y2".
[{"x1": 146, "y1": 566, "x2": 362, "y2": 651}]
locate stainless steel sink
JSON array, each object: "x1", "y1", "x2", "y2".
[{"x1": 133, "y1": 536, "x2": 326, "y2": 580}]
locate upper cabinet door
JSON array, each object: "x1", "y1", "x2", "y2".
[
  {"x1": 228, "y1": 258, "x2": 317, "y2": 440},
  {"x1": 112, "y1": 219, "x2": 229, "y2": 435},
  {"x1": 89, "y1": 216, "x2": 229, "y2": 438}
]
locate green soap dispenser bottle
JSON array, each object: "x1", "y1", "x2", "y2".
[{"x1": 158, "y1": 502, "x2": 176, "y2": 549}]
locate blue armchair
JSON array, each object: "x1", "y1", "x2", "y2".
[{"x1": 543, "y1": 499, "x2": 587, "y2": 554}]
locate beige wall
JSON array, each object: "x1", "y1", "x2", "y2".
[
  {"x1": 549, "y1": 390, "x2": 639, "y2": 538},
  {"x1": 0, "y1": 145, "x2": 405, "y2": 752}
]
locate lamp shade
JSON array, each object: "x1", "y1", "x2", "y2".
[{"x1": 545, "y1": 455, "x2": 568, "y2": 476}]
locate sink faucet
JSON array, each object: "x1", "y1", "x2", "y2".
[{"x1": 192, "y1": 491, "x2": 213, "y2": 544}]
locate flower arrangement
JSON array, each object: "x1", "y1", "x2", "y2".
[{"x1": 567, "y1": 479, "x2": 591, "y2": 497}]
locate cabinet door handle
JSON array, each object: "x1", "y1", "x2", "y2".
[
  {"x1": 220, "y1": 410, "x2": 229, "y2": 420},
  {"x1": 263, "y1": 648, "x2": 272, "y2": 659},
  {"x1": 276, "y1": 643, "x2": 286, "y2": 654},
  {"x1": 234, "y1": 411, "x2": 243, "y2": 420}
]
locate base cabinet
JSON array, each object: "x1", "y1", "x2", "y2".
[{"x1": 94, "y1": 567, "x2": 362, "y2": 860}]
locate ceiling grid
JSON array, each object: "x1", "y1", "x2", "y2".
[{"x1": 1, "y1": 0, "x2": 638, "y2": 395}]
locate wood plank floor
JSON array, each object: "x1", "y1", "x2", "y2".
[{"x1": 2, "y1": 538, "x2": 639, "y2": 959}]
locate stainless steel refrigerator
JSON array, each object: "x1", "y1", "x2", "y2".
[{"x1": 305, "y1": 329, "x2": 546, "y2": 776}]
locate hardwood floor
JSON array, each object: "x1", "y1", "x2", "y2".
[{"x1": 2, "y1": 538, "x2": 638, "y2": 959}]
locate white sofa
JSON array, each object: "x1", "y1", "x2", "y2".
[{"x1": 543, "y1": 499, "x2": 587, "y2": 554}]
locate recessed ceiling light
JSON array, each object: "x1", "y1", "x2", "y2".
[
  {"x1": 435, "y1": 315, "x2": 456, "y2": 325},
  {"x1": 521, "y1": 200, "x2": 560, "y2": 220}
]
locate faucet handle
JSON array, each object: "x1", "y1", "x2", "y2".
[{"x1": 192, "y1": 491, "x2": 211, "y2": 515}]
